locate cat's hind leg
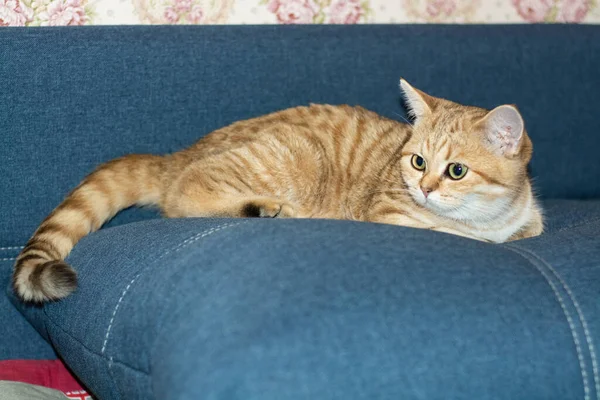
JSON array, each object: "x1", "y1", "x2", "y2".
[
  {"x1": 165, "y1": 192, "x2": 297, "y2": 219},
  {"x1": 163, "y1": 157, "x2": 299, "y2": 219}
]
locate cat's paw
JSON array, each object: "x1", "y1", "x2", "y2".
[
  {"x1": 242, "y1": 200, "x2": 296, "y2": 218},
  {"x1": 259, "y1": 201, "x2": 296, "y2": 218},
  {"x1": 275, "y1": 203, "x2": 296, "y2": 218}
]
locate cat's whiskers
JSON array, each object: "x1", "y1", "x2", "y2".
[{"x1": 393, "y1": 111, "x2": 414, "y2": 126}]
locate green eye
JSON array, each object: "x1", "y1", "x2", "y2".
[
  {"x1": 411, "y1": 154, "x2": 426, "y2": 171},
  {"x1": 447, "y1": 163, "x2": 468, "y2": 180}
]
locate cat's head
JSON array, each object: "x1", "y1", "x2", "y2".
[{"x1": 398, "y1": 79, "x2": 533, "y2": 223}]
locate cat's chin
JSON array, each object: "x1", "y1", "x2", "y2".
[
  {"x1": 410, "y1": 190, "x2": 427, "y2": 207},
  {"x1": 424, "y1": 201, "x2": 458, "y2": 217},
  {"x1": 413, "y1": 192, "x2": 464, "y2": 219}
]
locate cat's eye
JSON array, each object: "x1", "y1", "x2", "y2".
[
  {"x1": 447, "y1": 163, "x2": 468, "y2": 180},
  {"x1": 411, "y1": 154, "x2": 426, "y2": 171}
]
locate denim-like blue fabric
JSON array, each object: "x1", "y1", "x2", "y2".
[
  {"x1": 8, "y1": 199, "x2": 600, "y2": 399},
  {"x1": 0, "y1": 248, "x2": 56, "y2": 360},
  {"x1": 1, "y1": 25, "x2": 600, "y2": 247}
]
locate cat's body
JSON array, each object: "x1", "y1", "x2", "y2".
[{"x1": 13, "y1": 80, "x2": 543, "y2": 303}]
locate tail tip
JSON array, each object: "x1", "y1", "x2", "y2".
[{"x1": 14, "y1": 260, "x2": 77, "y2": 303}]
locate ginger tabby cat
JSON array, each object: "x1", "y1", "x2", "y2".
[{"x1": 14, "y1": 80, "x2": 543, "y2": 302}]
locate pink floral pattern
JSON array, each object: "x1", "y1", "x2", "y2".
[
  {"x1": 512, "y1": 0, "x2": 552, "y2": 21},
  {"x1": 403, "y1": 0, "x2": 480, "y2": 22},
  {"x1": 0, "y1": 0, "x2": 92, "y2": 26},
  {"x1": 134, "y1": 0, "x2": 233, "y2": 24},
  {"x1": 263, "y1": 0, "x2": 371, "y2": 24},
  {"x1": 0, "y1": 0, "x2": 33, "y2": 26},
  {"x1": 0, "y1": 0, "x2": 598, "y2": 26},
  {"x1": 326, "y1": 0, "x2": 364, "y2": 24},
  {"x1": 426, "y1": 0, "x2": 456, "y2": 18},
  {"x1": 38, "y1": 0, "x2": 88, "y2": 25},
  {"x1": 557, "y1": 0, "x2": 591, "y2": 22},
  {"x1": 512, "y1": 0, "x2": 591, "y2": 22},
  {"x1": 163, "y1": 0, "x2": 205, "y2": 23},
  {"x1": 267, "y1": 0, "x2": 319, "y2": 23}
]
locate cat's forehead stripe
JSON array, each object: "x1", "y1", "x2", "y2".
[{"x1": 443, "y1": 145, "x2": 452, "y2": 161}]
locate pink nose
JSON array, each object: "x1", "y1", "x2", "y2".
[{"x1": 421, "y1": 186, "x2": 433, "y2": 198}]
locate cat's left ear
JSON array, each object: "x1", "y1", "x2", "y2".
[
  {"x1": 399, "y1": 79, "x2": 436, "y2": 122},
  {"x1": 477, "y1": 105, "x2": 525, "y2": 158}
]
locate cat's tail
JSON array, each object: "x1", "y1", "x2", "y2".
[{"x1": 13, "y1": 154, "x2": 165, "y2": 303}]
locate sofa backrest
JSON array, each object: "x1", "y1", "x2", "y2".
[{"x1": 1, "y1": 25, "x2": 599, "y2": 245}]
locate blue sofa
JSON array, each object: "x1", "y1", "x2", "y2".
[{"x1": 1, "y1": 25, "x2": 600, "y2": 400}]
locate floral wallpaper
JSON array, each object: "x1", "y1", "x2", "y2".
[{"x1": 1, "y1": 0, "x2": 598, "y2": 27}]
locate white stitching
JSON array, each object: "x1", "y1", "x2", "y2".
[
  {"x1": 0, "y1": 246, "x2": 23, "y2": 251},
  {"x1": 0, "y1": 257, "x2": 16, "y2": 261},
  {"x1": 509, "y1": 244, "x2": 599, "y2": 400},
  {"x1": 101, "y1": 276, "x2": 139, "y2": 354},
  {"x1": 503, "y1": 245, "x2": 590, "y2": 400},
  {"x1": 158, "y1": 222, "x2": 241, "y2": 257},
  {"x1": 100, "y1": 222, "x2": 242, "y2": 356}
]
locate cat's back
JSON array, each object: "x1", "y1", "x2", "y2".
[
  {"x1": 269, "y1": 103, "x2": 403, "y2": 140},
  {"x1": 176, "y1": 104, "x2": 409, "y2": 189},
  {"x1": 188, "y1": 104, "x2": 404, "y2": 152}
]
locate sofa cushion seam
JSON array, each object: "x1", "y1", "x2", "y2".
[
  {"x1": 43, "y1": 306, "x2": 149, "y2": 376},
  {"x1": 507, "y1": 243, "x2": 599, "y2": 399},
  {"x1": 502, "y1": 244, "x2": 591, "y2": 400},
  {"x1": 0, "y1": 246, "x2": 23, "y2": 251},
  {"x1": 101, "y1": 221, "x2": 246, "y2": 365}
]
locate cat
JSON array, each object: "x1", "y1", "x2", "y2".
[{"x1": 13, "y1": 79, "x2": 543, "y2": 303}]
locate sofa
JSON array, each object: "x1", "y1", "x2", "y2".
[{"x1": 1, "y1": 24, "x2": 599, "y2": 399}]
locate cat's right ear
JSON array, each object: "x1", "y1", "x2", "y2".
[{"x1": 399, "y1": 79, "x2": 435, "y2": 122}]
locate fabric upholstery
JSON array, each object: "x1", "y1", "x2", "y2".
[
  {"x1": 0, "y1": 247, "x2": 56, "y2": 360},
  {"x1": 8, "y1": 199, "x2": 600, "y2": 399}
]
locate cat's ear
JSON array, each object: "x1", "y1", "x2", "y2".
[
  {"x1": 477, "y1": 105, "x2": 525, "y2": 157},
  {"x1": 399, "y1": 79, "x2": 435, "y2": 122}
]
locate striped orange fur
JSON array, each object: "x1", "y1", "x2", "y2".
[{"x1": 13, "y1": 80, "x2": 543, "y2": 302}]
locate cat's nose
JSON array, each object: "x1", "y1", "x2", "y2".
[{"x1": 421, "y1": 186, "x2": 433, "y2": 198}]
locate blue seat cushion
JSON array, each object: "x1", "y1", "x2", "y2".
[{"x1": 8, "y1": 199, "x2": 600, "y2": 399}]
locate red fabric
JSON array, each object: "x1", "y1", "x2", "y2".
[{"x1": 0, "y1": 359, "x2": 91, "y2": 399}]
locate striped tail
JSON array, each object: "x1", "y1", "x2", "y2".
[{"x1": 13, "y1": 154, "x2": 165, "y2": 303}]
